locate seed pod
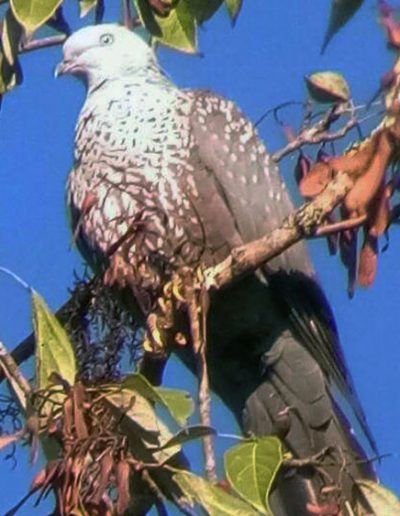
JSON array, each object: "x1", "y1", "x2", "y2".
[{"x1": 305, "y1": 71, "x2": 351, "y2": 104}]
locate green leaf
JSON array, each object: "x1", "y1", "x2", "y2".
[
  {"x1": 11, "y1": 0, "x2": 64, "y2": 32},
  {"x1": 225, "y1": 0, "x2": 243, "y2": 23},
  {"x1": 117, "y1": 374, "x2": 194, "y2": 425},
  {"x1": 154, "y1": 386, "x2": 195, "y2": 425},
  {"x1": 79, "y1": 0, "x2": 97, "y2": 18},
  {"x1": 135, "y1": 0, "x2": 197, "y2": 52},
  {"x1": 305, "y1": 71, "x2": 351, "y2": 104},
  {"x1": 0, "y1": 9, "x2": 23, "y2": 94},
  {"x1": 322, "y1": 0, "x2": 364, "y2": 53},
  {"x1": 133, "y1": 0, "x2": 162, "y2": 37},
  {"x1": 32, "y1": 291, "x2": 77, "y2": 395},
  {"x1": 160, "y1": 425, "x2": 216, "y2": 450},
  {"x1": 2, "y1": 9, "x2": 23, "y2": 66},
  {"x1": 104, "y1": 387, "x2": 180, "y2": 464},
  {"x1": 357, "y1": 480, "x2": 400, "y2": 515},
  {"x1": 173, "y1": 470, "x2": 260, "y2": 515},
  {"x1": 224, "y1": 436, "x2": 283, "y2": 514},
  {"x1": 189, "y1": 0, "x2": 224, "y2": 24}
]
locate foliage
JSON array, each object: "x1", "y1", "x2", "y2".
[
  {"x1": 356, "y1": 480, "x2": 400, "y2": 514},
  {"x1": 0, "y1": 0, "x2": 365, "y2": 95},
  {"x1": 1, "y1": 291, "x2": 283, "y2": 514},
  {"x1": 224, "y1": 437, "x2": 283, "y2": 514}
]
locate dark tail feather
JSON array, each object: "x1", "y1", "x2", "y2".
[{"x1": 242, "y1": 330, "x2": 375, "y2": 515}]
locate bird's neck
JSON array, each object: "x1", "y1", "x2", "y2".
[{"x1": 86, "y1": 63, "x2": 174, "y2": 96}]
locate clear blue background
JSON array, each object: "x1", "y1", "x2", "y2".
[{"x1": 0, "y1": 1, "x2": 399, "y2": 513}]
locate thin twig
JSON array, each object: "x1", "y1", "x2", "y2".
[
  {"x1": 122, "y1": 0, "x2": 142, "y2": 30},
  {"x1": 273, "y1": 115, "x2": 358, "y2": 162},
  {"x1": 0, "y1": 340, "x2": 31, "y2": 407},
  {"x1": 315, "y1": 214, "x2": 367, "y2": 237},
  {"x1": 185, "y1": 277, "x2": 217, "y2": 484},
  {"x1": 19, "y1": 35, "x2": 67, "y2": 54},
  {"x1": 122, "y1": 0, "x2": 133, "y2": 29}
]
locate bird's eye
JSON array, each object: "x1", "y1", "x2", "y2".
[{"x1": 99, "y1": 33, "x2": 114, "y2": 46}]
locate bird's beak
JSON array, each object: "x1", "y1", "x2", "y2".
[{"x1": 54, "y1": 60, "x2": 73, "y2": 78}]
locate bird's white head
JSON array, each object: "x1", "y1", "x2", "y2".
[{"x1": 55, "y1": 24, "x2": 157, "y2": 87}]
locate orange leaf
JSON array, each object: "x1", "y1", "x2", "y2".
[
  {"x1": 368, "y1": 181, "x2": 392, "y2": 237},
  {"x1": 330, "y1": 135, "x2": 379, "y2": 177},
  {"x1": 345, "y1": 130, "x2": 392, "y2": 214},
  {"x1": 358, "y1": 234, "x2": 378, "y2": 287},
  {"x1": 299, "y1": 161, "x2": 332, "y2": 197}
]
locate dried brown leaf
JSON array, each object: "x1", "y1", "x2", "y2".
[
  {"x1": 63, "y1": 396, "x2": 74, "y2": 440},
  {"x1": 368, "y1": 182, "x2": 392, "y2": 237},
  {"x1": 345, "y1": 131, "x2": 392, "y2": 214},
  {"x1": 299, "y1": 161, "x2": 332, "y2": 197},
  {"x1": 116, "y1": 460, "x2": 131, "y2": 515},
  {"x1": 358, "y1": 234, "x2": 378, "y2": 287},
  {"x1": 73, "y1": 382, "x2": 89, "y2": 440},
  {"x1": 92, "y1": 450, "x2": 114, "y2": 505}
]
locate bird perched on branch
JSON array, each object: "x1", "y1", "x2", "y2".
[{"x1": 56, "y1": 24, "x2": 375, "y2": 514}]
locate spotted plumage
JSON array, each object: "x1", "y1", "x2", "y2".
[{"x1": 58, "y1": 25, "x2": 375, "y2": 514}]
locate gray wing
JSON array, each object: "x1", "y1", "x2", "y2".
[
  {"x1": 185, "y1": 89, "x2": 376, "y2": 454},
  {"x1": 186, "y1": 89, "x2": 313, "y2": 273}
]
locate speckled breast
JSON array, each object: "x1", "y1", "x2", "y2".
[{"x1": 67, "y1": 79, "x2": 202, "y2": 272}]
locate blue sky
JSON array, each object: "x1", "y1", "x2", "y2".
[{"x1": 0, "y1": 0, "x2": 399, "y2": 513}]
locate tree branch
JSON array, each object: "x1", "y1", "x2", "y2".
[{"x1": 204, "y1": 171, "x2": 354, "y2": 290}]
